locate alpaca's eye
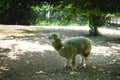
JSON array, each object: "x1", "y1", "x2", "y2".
[
  {"x1": 54, "y1": 34, "x2": 57, "y2": 38},
  {"x1": 54, "y1": 35, "x2": 56, "y2": 37},
  {"x1": 48, "y1": 36, "x2": 51, "y2": 39}
]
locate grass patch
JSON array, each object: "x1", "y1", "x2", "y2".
[
  {"x1": 0, "y1": 29, "x2": 42, "y2": 36},
  {"x1": 0, "y1": 29, "x2": 22, "y2": 35},
  {"x1": 20, "y1": 29, "x2": 42, "y2": 34},
  {"x1": 36, "y1": 19, "x2": 89, "y2": 26}
]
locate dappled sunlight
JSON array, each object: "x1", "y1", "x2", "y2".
[
  {"x1": 36, "y1": 70, "x2": 46, "y2": 74},
  {"x1": 7, "y1": 52, "x2": 19, "y2": 60},
  {"x1": 0, "y1": 66, "x2": 10, "y2": 71},
  {"x1": 0, "y1": 25, "x2": 120, "y2": 80},
  {"x1": 92, "y1": 45, "x2": 119, "y2": 56},
  {"x1": 16, "y1": 41, "x2": 54, "y2": 52},
  {"x1": 99, "y1": 27, "x2": 120, "y2": 38},
  {"x1": 0, "y1": 40, "x2": 54, "y2": 52},
  {"x1": 0, "y1": 39, "x2": 54, "y2": 60},
  {"x1": 36, "y1": 26, "x2": 90, "y2": 30},
  {"x1": 110, "y1": 43, "x2": 120, "y2": 50},
  {"x1": 1, "y1": 25, "x2": 119, "y2": 60},
  {"x1": 92, "y1": 46, "x2": 109, "y2": 56}
]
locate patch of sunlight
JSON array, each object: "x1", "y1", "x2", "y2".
[
  {"x1": 0, "y1": 29, "x2": 41, "y2": 36},
  {"x1": 92, "y1": 45, "x2": 119, "y2": 56},
  {"x1": 0, "y1": 40, "x2": 55, "y2": 60},
  {"x1": 0, "y1": 40, "x2": 17, "y2": 49},
  {"x1": 0, "y1": 40, "x2": 54, "y2": 52},
  {"x1": 0, "y1": 34, "x2": 6, "y2": 39},
  {"x1": 7, "y1": 52, "x2": 20, "y2": 60},
  {"x1": 99, "y1": 27, "x2": 120, "y2": 38},
  {"x1": 36, "y1": 70, "x2": 46, "y2": 74},
  {"x1": 33, "y1": 26, "x2": 90, "y2": 31},
  {"x1": 20, "y1": 29, "x2": 42, "y2": 34},
  {"x1": 0, "y1": 29, "x2": 24, "y2": 36},
  {"x1": 111, "y1": 44, "x2": 120, "y2": 50},
  {"x1": 16, "y1": 41, "x2": 54, "y2": 52},
  {"x1": 0, "y1": 66, "x2": 10, "y2": 71}
]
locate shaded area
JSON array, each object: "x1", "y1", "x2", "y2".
[
  {"x1": 0, "y1": 47, "x2": 11, "y2": 53},
  {"x1": 1, "y1": 50, "x2": 120, "y2": 80},
  {"x1": 0, "y1": 26, "x2": 120, "y2": 80}
]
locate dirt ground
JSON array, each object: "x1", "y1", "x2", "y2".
[{"x1": 0, "y1": 25, "x2": 120, "y2": 80}]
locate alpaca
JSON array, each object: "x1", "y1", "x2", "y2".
[{"x1": 49, "y1": 33, "x2": 92, "y2": 71}]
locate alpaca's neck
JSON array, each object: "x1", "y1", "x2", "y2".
[
  {"x1": 52, "y1": 38, "x2": 63, "y2": 51},
  {"x1": 54, "y1": 43, "x2": 62, "y2": 51}
]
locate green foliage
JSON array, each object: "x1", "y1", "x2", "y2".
[
  {"x1": 0, "y1": 0, "x2": 42, "y2": 25},
  {"x1": 0, "y1": 0, "x2": 89, "y2": 26},
  {"x1": 37, "y1": 20, "x2": 51, "y2": 26},
  {"x1": 50, "y1": 0, "x2": 120, "y2": 36},
  {"x1": 57, "y1": 0, "x2": 120, "y2": 14},
  {"x1": 0, "y1": 0, "x2": 120, "y2": 33},
  {"x1": 30, "y1": 3, "x2": 88, "y2": 26},
  {"x1": 32, "y1": 3, "x2": 53, "y2": 12}
]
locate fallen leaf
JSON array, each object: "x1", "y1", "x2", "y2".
[
  {"x1": 92, "y1": 66, "x2": 96, "y2": 69},
  {"x1": 98, "y1": 68, "x2": 104, "y2": 72},
  {"x1": 117, "y1": 76, "x2": 120, "y2": 79},
  {"x1": 36, "y1": 71, "x2": 46, "y2": 74}
]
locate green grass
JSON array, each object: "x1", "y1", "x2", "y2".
[
  {"x1": 20, "y1": 29, "x2": 50, "y2": 34},
  {"x1": 36, "y1": 20, "x2": 89, "y2": 26},
  {"x1": 21, "y1": 29, "x2": 42, "y2": 34},
  {"x1": 0, "y1": 29, "x2": 22, "y2": 35}
]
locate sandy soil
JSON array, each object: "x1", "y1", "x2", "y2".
[{"x1": 0, "y1": 25, "x2": 120, "y2": 80}]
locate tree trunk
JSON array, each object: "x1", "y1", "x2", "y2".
[{"x1": 89, "y1": 14, "x2": 100, "y2": 36}]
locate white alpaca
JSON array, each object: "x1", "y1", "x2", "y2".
[{"x1": 49, "y1": 33, "x2": 92, "y2": 71}]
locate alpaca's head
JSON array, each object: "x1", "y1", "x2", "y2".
[
  {"x1": 49, "y1": 33, "x2": 59, "y2": 43},
  {"x1": 49, "y1": 33, "x2": 62, "y2": 51}
]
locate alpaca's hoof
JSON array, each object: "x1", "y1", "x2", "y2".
[
  {"x1": 82, "y1": 64, "x2": 86, "y2": 68},
  {"x1": 70, "y1": 70, "x2": 80, "y2": 74},
  {"x1": 72, "y1": 67, "x2": 77, "y2": 71},
  {"x1": 78, "y1": 63, "x2": 86, "y2": 68},
  {"x1": 64, "y1": 66, "x2": 71, "y2": 69}
]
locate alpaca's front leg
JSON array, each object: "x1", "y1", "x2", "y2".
[
  {"x1": 80, "y1": 57, "x2": 86, "y2": 68},
  {"x1": 82, "y1": 58, "x2": 86, "y2": 68},
  {"x1": 71, "y1": 55, "x2": 77, "y2": 71},
  {"x1": 64, "y1": 58, "x2": 70, "y2": 68}
]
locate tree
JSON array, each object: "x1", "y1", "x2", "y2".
[
  {"x1": 1, "y1": 0, "x2": 120, "y2": 35},
  {"x1": 0, "y1": 0, "x2": 43, "y2": 25},
  {"x1": 46, "y1": 0, "x2": 120, "y2": 36}
]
